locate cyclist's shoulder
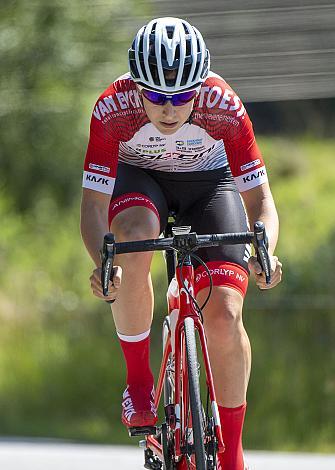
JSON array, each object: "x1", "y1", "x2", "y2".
[
  {"x1": 97, "y1": 72, "x2": 136, "y2": 98},
  {"x1": 194, "y1": 71, "x2": 247, "y2": 127},
  {"x1": 89, "y1": 72, "x2": 144, "y2": 126},
  {"x1": 202, "y1": 71, "x2": 238, "y2": 96}
]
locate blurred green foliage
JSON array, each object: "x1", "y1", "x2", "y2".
[
  {"x1": 0, "y1": 0, "x2": 149, "y2": 211},
  {"x1": 0, "y1": 0, "x2": 334, "y2": 453}
]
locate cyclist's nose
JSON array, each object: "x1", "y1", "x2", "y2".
[{"x1": 162, "y1": 100, "x2": 176, "y2": 119}]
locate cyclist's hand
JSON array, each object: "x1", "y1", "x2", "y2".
[
  {"x1": 248, "y1": 255, "x2": 282, "y2": 289},
  {"x1": 90, "y1": 266, "x2": 122, "y2": 302}
]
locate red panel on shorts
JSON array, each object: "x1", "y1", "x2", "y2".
[
  {"x1": 194, "y1": 261, "x2": 249, "y2": 297},
  {"x1": 108, "y1": 192, "x2": 160, "y2": 226}
]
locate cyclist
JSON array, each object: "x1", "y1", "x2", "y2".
[{"x1": 81, "y1": 17, "x2": 282, "y2": 470}]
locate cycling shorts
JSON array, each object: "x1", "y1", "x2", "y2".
[{"x1": 109, "y1": 163, "x2": 251, "y2": 297}]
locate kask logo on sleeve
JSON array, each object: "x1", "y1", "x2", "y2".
[
  {"x1": 234, "y1": 166, "x2": 268, "y2": 192},
  {"x1": 82, "y1": 171, "x2": 115, "y2": 195}
]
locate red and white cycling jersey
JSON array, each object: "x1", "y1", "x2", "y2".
[{"x1": 83, "y1": 71, "x2": 268, "y2": 195}]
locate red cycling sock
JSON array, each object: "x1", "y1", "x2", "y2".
[
  {"x1": 218, "y1": 402, "x2": 247, "y2": 470},
  {"x1": 119, "y1": 333, "x2": 154, "y2": 389}
]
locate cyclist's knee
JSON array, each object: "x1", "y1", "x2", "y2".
[
  {"x1": 201, "y1": 287, "x2": 244, "y2": 336},
  {"x1": 111, "y1": 206, "x2": 160, "y2": 241}
]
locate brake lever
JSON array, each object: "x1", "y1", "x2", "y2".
[
  {"x1": 101, "y1": 233, "x2": 116, "y2": 302},
  {"x1": 253, "y1": 221, "x2": 271, "y2": 285}
]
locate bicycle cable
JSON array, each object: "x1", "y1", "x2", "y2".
[{"x1": 179, "y1": 252, "x2": 213, "y2": 323}]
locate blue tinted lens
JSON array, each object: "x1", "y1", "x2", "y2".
[
  {"x1": 171, "y1": 90, "x2": 197, "y2": 105},
  {"x1": 142, "y1": 89, "x2": 197, "y2": 106},
  {"x1": 142, "y1": 90, "x2": 166, "y2": 105}
]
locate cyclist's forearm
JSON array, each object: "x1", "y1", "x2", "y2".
[
  {"x1": 243, "y1": 187, "x2": 279, "y2": 256},
  {"x1": 80, "y1": 199, "x2": 109, "y2": 267},
  {"x1": 249, "y1": 203, "x2": 279, "y2": 256}
]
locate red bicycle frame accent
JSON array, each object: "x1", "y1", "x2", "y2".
[{"x1": 146, "y1": 261, "x2": 225, "y2": 466}]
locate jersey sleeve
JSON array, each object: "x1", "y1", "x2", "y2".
[
  {"x1": 82, "y1": 96, "x2": 120, "y2": 195},
  {"x1": 223, "y1": 101, "x2": 268, "y2": 192},
  {"x1": 197, "y1": 75, "x2": 268, "y2": 192}
]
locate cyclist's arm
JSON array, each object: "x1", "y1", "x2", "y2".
[
  {"x1": 80, "y1": 188, "x2": 111, "y2": 267},
  {"x1": 81, "y1": 88, "x2": 120, "y2": 266},
  {"x1": 242, "y1": 182, "x2": 282, "y2": 288},
  {"x1": 241, "y1": 182, "x2": 279, "y2": 256}
]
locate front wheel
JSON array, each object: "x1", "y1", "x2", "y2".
[{"x1": 184, "y1": 317, "x2": 207, "y2": 469}]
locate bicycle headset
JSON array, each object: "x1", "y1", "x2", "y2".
[{"x1": 128, "y1": 17, "x2": 210, "y2": 94}]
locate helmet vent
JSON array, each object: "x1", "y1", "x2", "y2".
[
  {"x1": 139, "y1": 36, "x2": 144, "y2": 53},
  {"x1": 174, "y1": 44, "x2": 180, "y2": 60},
  {"x1": 186, "y1": 41, "x2": 191, "y2": 56},
  {"x1": 160, "y1": 45, "x2": 167, "y2": 61},
  {"x1": 166, "y1": 26, "x2": 174, "y2": 39}
]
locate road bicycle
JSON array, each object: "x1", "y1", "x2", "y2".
[{"x1": 101, "y1": 217, "x2": 271, "y2": 470}]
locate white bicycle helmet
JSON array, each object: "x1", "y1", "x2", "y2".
[{"x1": 128, "y1": 17, "x2": 210, "y2": 93}]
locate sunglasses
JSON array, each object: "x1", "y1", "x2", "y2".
[{"x1": 141, "y1": 88, "x2": 198, "y2": 106}]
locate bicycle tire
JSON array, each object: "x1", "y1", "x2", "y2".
[{"x1": 184, "y1": 317, "x2": 207, "y2": 469}]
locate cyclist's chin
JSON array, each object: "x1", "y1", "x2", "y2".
[{"x1": 154, "y1": 121, "x2": 182, "y2": 134}]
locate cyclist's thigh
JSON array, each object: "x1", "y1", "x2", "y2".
[
  {"x1": 178, "y1": 183, "x2": 250, "y2": 297},
  {"x1": 109, "y1": 163, "x2": 168, "y2": 232}
]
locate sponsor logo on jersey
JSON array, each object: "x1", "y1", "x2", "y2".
[
  {"x1": 193, "y1": 112, "x2": 240, "y2": 127},
  {"x1": 137, "y1": 143, "x2": 166, "y2": 149},
  {"x1": 149, "y1": 136, "x2": 166, "y2": 142},
  {"x1": 187, "y1": 139, "x2": 202, "y2": 146},
  {"x1": 85, "y1": 174, "x2": 110, "y2": 185},
  {"x1": 111, "y1": 195, "x2": 156, "y2": 211},
  {"x1": 234, "y1": 165, "x2": 268, "y2": 192},
  {"x1": 82, "y1": 171, "x2": 115, "y2": 195},
  {"x1": 240, "y1": 159, "x2": 261, "y2": 172},
  {"x1": 175, "y1": 138, "x2": 205, "y2": 152},
  {"x1": 198, "y1": 86, "x2": 245, "y2": 117},
  {"x1": 137, "y1": 148, "x2": 166, "y2": 155},
  {"x1": 170, "y1": 144, "x2": 216, "y2": 161},
  {"x1": 242, "y1": 168, "x2": 266, "y2": 183},
  {"x1": 93, "y1": 89, "x2": 142, "y2": 121},
  {"x1": 89, "y1": 163, "x2": 110, "y2": 173},
  {"x1": 189, "y1": 146, "x2": 206, "y2": 151},
  {"x1": 195, "y1": 268, "x2": 246, "y2": 283}
]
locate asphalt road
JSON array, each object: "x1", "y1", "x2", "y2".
[{"x1": 0, "y1": 440, "x2": 334, "y2": 470}]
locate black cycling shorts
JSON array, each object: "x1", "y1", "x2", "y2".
[{"x1": 109, "y1": 163, "x2": 251, "y2": 296}]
